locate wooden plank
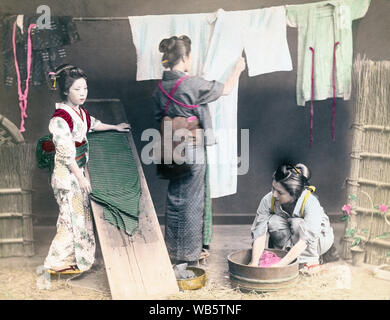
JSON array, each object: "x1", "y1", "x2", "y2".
[
  {"x1": 85, "y1": 100, "x2": 179, "y2": 299},
  {"x1": 90, "y1": 201, "x2": 146, "y2": 299}
]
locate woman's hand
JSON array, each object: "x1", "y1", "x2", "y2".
[
  {"x1": 222, "y1": 56, "x2": 246, "y2": 95},
  {"x1": 78, "y1": 175, "x2": 92, "y2": 194},
  {"x1": 234, "y1": 56, "x2": 246, "y2": 73},
  {"x1": 115, "y1": 122, "x2": 131, "y2": 132}
]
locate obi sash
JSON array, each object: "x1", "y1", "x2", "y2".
[
  {"x1": 36, "y1": 108, "x2": 91, "y2": 171},
  {"x1": 36, "y1": 135, "x2": 89, "y2": 171}
]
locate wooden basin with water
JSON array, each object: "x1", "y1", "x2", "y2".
[{"x1": 227, "y1": 249, "x2": 299, "y2": 292}]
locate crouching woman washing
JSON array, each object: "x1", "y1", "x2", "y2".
[{"x1": 249, "y1": 164, "x2": 338, "y2": 271}]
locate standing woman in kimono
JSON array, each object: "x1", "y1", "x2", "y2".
[
  {"x1": 249, "y1": 164, "x2": 339, "y2": 272},
  {"x1": 153, "y1": 35, "x2": 246, "y2": 265},
  {"x1": 44, "y1": 64, "x2": 130, "y2": 273}
]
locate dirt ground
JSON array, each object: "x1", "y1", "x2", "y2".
[
  {"x1": 0, "y1": 225, "x2": 389, "y2": 300},
  {"x1": 169, "y1": 262, "x2": 390, "y2": 300},
  {"x1": 0, "y1": 262, "x2": 389, "y2": 300},
  {"x1": 0, "y1": 267, "x2": 110, "y2": 300}
]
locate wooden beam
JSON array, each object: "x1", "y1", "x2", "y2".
[
  {"x1": 0, "y1": 188, "x2": 31, "y2": 194},
  {"x1": 360, "y1": 152, "x2": 390, "y2": 160},
  {"x1": 0, "y1": 238, "x2": 34, "y2": 244},
  {"x1": 363, "y1": 124, "x2": 390, "y2": 132},
  {"x1": 358, "y1": 179, "x2": 390, "y2": 188},
  {"x1": 0, "y1": 213, "x2": 31, "y2": 218}
]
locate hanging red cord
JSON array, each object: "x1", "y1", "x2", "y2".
[{"x1": 12, "y1": 22, "x2": 37, "y2": 133}]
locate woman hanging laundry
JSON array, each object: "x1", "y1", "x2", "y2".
[
  {"x1": 248, "y1": 164, "x2": 339, "y2": 273},
  {"x1": 152, "y1": 35, "x2": 245, "y2": 265},
  {"x1": 43, "y1": 64, "x2": 130, "y2": 274}
]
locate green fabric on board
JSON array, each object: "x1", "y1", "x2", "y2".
[{"x1": 87, "y1": 131, "x2": 140, "y2": 235}]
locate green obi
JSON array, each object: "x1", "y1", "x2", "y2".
[{"x1": 36, "y1": 134, "x2": 89, "y2": 171}]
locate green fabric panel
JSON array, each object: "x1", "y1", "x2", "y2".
[
  {"x1": 203, "y1": 159, "x2": 213, "y2": 246},
  {"x1": 87, "y1": 131, "x2": 140, "y2": 235}
]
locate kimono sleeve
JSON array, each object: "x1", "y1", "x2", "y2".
[
  {"x1": 251, "y1": 192, "x2": 273, "y2": 241},
  {"x1": 88, "y1": 115, "x2": 102, "y2": 132},
  {"x1": 49, "y1": 117, "x2": 75, "y2": 166},
  {"x1": 298, "y1": 195, "x2": 324, "y2": 247},
  {"x1": 152, "y1": 90, "x2": 163, "y2": 122},
  {"x1": 349, "y1": 0, "x2": 371, "y2": 20},
  {"x1": 191, "y1": 77, "x2": 224, "y2": 105}
]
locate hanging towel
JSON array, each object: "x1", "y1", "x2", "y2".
[{"x1": 129, "y1": 6, "x2": 292, "y2": 198}]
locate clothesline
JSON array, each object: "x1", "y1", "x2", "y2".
[{"x1": 73, "y1": 17, "x2": 130, "y2": 21}]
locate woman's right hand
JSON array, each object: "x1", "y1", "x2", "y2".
[
  {"x1": 235, "y1": 56, "x2": 246, "y2": 73},
  {"x1": 78, "y1": 176, "x2": 92, "y2": 194}
]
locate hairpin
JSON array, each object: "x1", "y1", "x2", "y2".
[
  {"x1": 48, "y1": 72, "x2": 57, "y2": 90},
  {"x1": 48, "y1": 66, "x2": 74, "y2": 90},
  {"x1": 292, "y1": 166, "x2": 301, "y2": 174}
]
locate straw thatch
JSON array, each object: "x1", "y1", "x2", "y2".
[
  {"x1": 342, "y1": 55, "x2": 390, "y2": 265},
  {"x1": 0, "y1": 118, "x2": 35, "y2": 257}
]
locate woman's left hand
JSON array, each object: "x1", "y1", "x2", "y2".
[{"x1": 116, "y1": 123, "x2": 131, "y2": 132}]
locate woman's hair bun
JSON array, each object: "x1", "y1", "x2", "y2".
[
  {"x1": 55, "y1": 64, "x2": 74, "y2": 77},
  {"x1": 295, "y1": 163, "x2": 311, "y2": 181},
  {"x1": 159, "y1": 37, "x2": 177, "y2": 53}
]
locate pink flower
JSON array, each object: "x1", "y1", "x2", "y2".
[
  {"x1": 342, "y1": 204, "x2": 352, "y2": 216},
  {"x1": 379, "y1": 205, "x2": 388, "y2": 213}
]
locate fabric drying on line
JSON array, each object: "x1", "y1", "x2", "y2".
[{"x1": 129, "y1": 6, "x2": 292, "y2": 198}]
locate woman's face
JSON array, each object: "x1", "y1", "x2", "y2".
[
  {"x1": 66, "y1": 77, "x2": 88, "y2": 106},
  {"x1": 272, "y1": 180, "x2": 294, "y2": 205}
]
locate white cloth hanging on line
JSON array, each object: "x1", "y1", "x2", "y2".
[{"x1": 129, "y1": 6, "x2": 292, "y2": 198}]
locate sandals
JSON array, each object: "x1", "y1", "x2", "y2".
[
  {"x1": 299, "y1": 263, "x2": 321, "y2": 276},
  {"x1": 198, "y1": 248, "x2": 210, "y2": 265},
  {"x1": 170, "y1": 249, "x2": 211, "y2": 267},
  {"x1": 48, "y1": 265, "x2": 82, "y2": 275},
  {"x1": 199, "y1": 248, "x2": 210, "y2": 259}
]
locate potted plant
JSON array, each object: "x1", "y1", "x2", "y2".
[{"x1": 349, "y1": 232, "x2": 366, "y2": 266}]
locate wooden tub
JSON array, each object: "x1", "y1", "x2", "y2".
[{"x1": 227, "y1": 249, "x2": 299, "y2": 292}]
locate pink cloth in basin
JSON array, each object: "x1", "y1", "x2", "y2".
[{"x1": 258, "y1": 250, "x2": 281, "y2": 267}]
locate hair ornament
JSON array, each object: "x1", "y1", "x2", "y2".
[{"x1": 48, "y1": 65, "x2": 74, "y2": 90}]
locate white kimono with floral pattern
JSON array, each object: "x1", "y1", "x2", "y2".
[{"x1": 44, "y1": 102, "x2": 101, "y2": 271}]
